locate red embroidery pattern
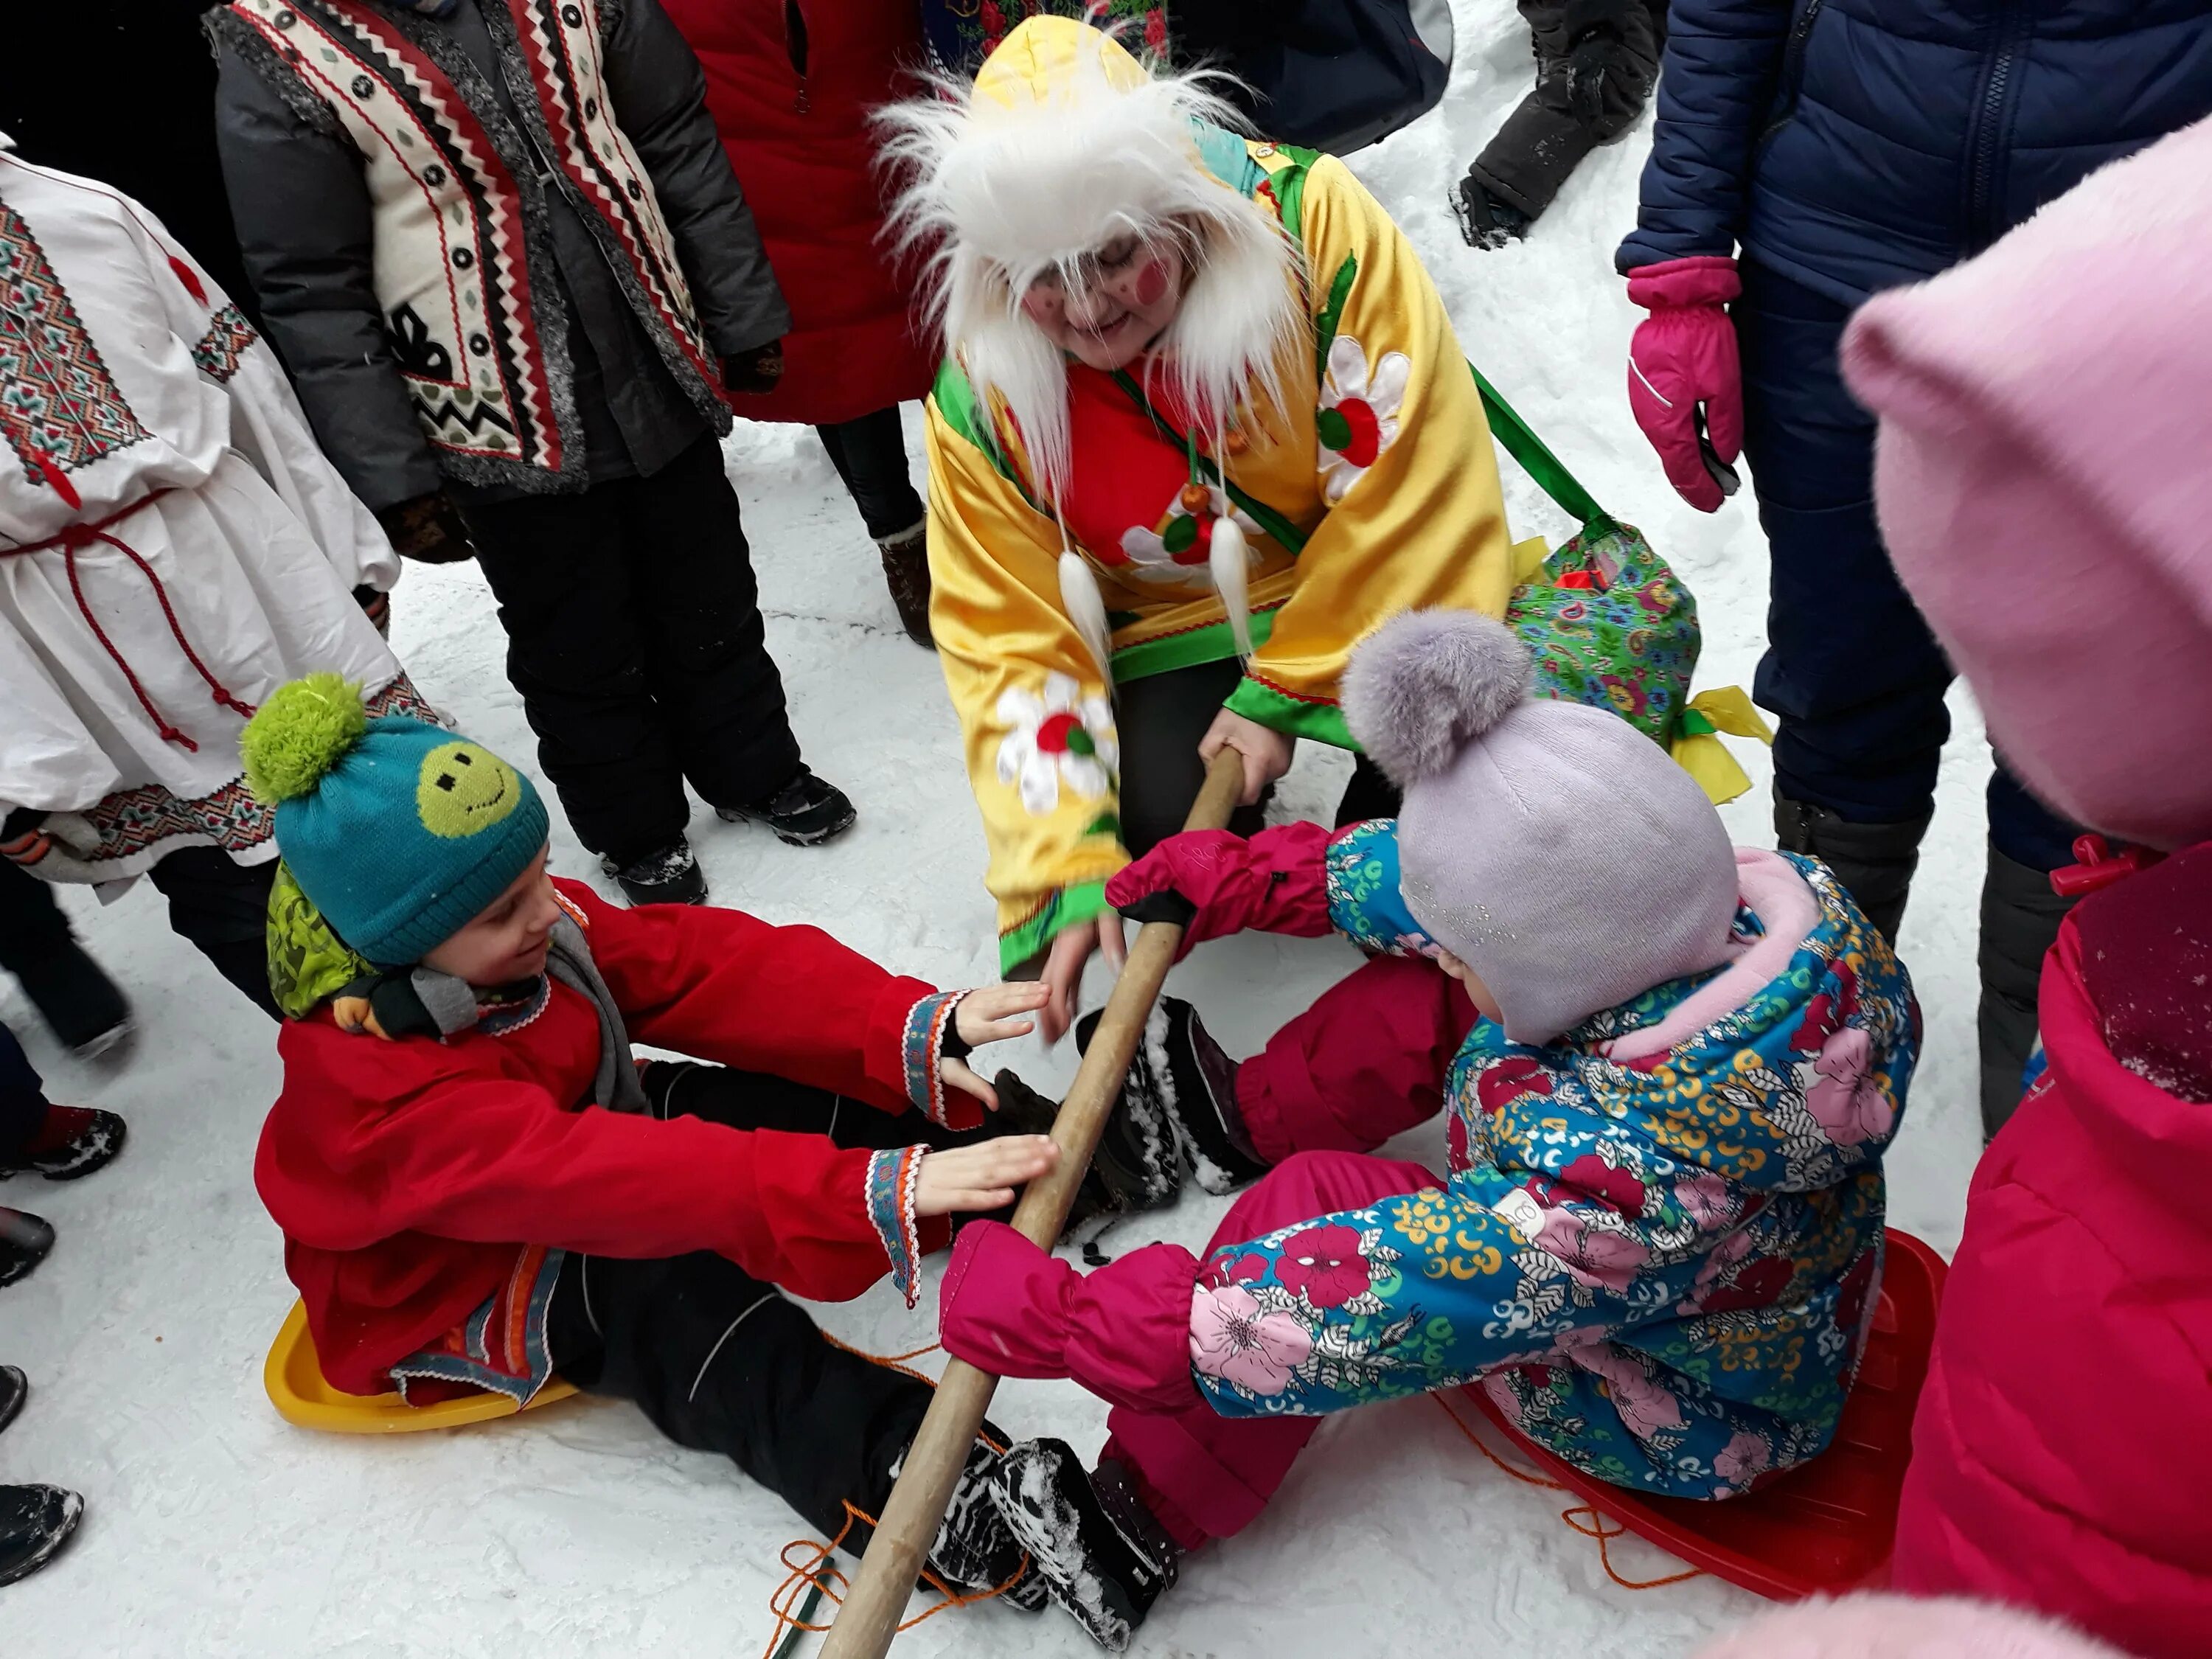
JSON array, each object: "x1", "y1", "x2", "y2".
[
  {"x1": 189, "y1": 305, "x2": 260, "y2": 384},
  {"x1": 0, "y1": 198, "x2": 153, "y2": 484}
]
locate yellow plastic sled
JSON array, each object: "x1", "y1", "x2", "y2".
[{"x1": 264, "y1": 1300, "x2": 577, "y2": 1434}]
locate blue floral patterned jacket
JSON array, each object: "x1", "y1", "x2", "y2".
[{"x1": 1189, "y1": 820, "x2": 1918, "y2": 1500}]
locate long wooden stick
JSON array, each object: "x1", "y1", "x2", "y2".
[{"x1": 819, "y1": 745, "x2": 1248, "y2": 1659}]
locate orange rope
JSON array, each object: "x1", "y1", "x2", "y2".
[{"x1": 1431, "y1": 1394, "x2": 1704, "y2": 1592}]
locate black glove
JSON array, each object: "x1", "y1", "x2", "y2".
[
  {"x1": 721, "y1": 338, "x2": 785, "y2": 396},
  {"x1": 375, "y1": 490, "x2": 476, "y2": 566},
  {"x1": 1453, "y1": 172, "x2": 1532, "y2": 251}
]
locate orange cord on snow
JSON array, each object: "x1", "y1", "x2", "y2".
[
  {"x1": 1431, "y1": 1394, "x2": 1705, "y2": 1592},
  {"x1": 760, "y1": 1337, "x2": 1027, "y2": 1659}
]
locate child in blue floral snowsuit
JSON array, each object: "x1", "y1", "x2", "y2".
[{"x1": 934, "y1": 611, "x2": 1917, "y2": 1649}]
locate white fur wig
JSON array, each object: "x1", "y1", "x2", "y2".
[{"x1": 877, "y1": 18, "x2": 1304, "y2": 511}]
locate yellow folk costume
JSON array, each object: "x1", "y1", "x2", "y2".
[{"x1": 899, "y1": 20, "x2": 1519, "y2": 970}]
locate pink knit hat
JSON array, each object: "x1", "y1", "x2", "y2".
[
  {"x1": 1342, "y1": 610, "x2": 1740, "y2": 1045},
  {"x1": 1691, "y1": 1593, "x2": 2129, "y2": 1659},
  {"x1": 1841, "y1": 116, "x2": 2212, "y2": 851}
]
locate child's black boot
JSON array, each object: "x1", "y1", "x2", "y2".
[
  {"x1": 988, "y1": 1439, "x2": 1178, "y2": 1651},
  {"x1": 920, "y1": 1432, "x2": 1049, "y2": 1610},
  {"x1": 1088, "y1": 998, "x2": 1267, "y2": 1195},
  {"x1": 985, "y1": 1070, "x2": 1177, "y2": 1232}
]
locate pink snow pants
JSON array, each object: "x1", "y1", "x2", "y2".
[{"x1": 1106, "y1": 954, "x2": 1476, "y2": 1550}]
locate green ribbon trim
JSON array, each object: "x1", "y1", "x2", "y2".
[
  {"x1": 1110, "y1": 607, "x2": 1280, "y2": 684},
  {"x1": 998, "y1": 878, "x2": 1111, "y2": 975},
  {"x1": 1223, "y1": 676, "x2": 1357, "y2": 749}
]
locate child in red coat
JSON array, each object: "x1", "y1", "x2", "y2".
[{"x1": 241, "y1": 675, "x2": 1059, "y2": 1596}]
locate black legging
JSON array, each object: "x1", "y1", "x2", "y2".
[{"x1": 815, "y1": 406, "x2": 925, "y2": 544}]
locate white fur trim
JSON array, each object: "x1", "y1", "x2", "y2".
[
  {"x1": 1207, "y1": 515, "x2": 1255, "y2": 658},
  {"x1": 1058, "y1": 551, "x2": 1115, "y2": 688}
]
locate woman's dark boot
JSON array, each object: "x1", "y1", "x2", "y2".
[
  {"x1": 877, "y1": 522, "x2": 933, "y2": 647},
  {"x1": 1978, "y1": 845, "x2": 2079, "y2": 1140},
  {"x1": 1775, "y1": 790, "x2": 1934, "y2": 944}
]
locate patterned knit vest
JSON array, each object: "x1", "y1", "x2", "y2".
[{"x1": 216, "y1": 0, "x2": 726, "y2": 491}]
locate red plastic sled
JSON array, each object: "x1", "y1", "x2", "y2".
[{"x1": 1470, "y1": 1226, "x2": 1949, "y2": 1601}]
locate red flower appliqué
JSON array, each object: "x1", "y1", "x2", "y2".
[
  {"x1": 1698, "y1": 1254, "x2": 1792, "y2": 1314},
  {"x1": 1478, "y1": 1057, "x2": 1553, "y2": 1115},
  {"x1": 1276, "y1": 1225, "x2": 1371, "y2": 1310},
  {"x1": 1144, "y1": 6, "x2": 1168, "y2": 54},
  {"x1": 1562, "y1": 1153, "x2": 1647, "y2": 1219}
]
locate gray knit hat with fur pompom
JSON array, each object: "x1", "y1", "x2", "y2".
[{"x1": 1343, "y1": 611, "x2": 1741, "y2": 1045}]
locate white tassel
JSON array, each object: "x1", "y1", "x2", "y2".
[
  {"x1": 1059, "y1": 549, "x2": 1115, "y2": 689},
  {"x1": 1208, "y1": 515, "x2": 1255, "y2": 659}
]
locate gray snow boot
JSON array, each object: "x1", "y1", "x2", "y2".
[
  {"x1": 1978, "y1": 845, "x2": 2079, "y2": 1141},
  {"x1": 1775, "y1": 791, "x2": 1934, "y2": 944}
]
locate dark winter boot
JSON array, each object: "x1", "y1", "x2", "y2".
[
  {"x1": 0, "y1": 1366, "x2": 24, "y2": 1436},
  {"x1": 0, "y1": 1211, "x2": 55, "y2": 1290},
  {"x1": 600, "y1": 840, "x2": 708, "y2": 907},
  {"x1": 985, "y1": 1071, "x2": 1173, "y2": 1235},
  {"x1": 1083, "y1": 998, "x2": 1267, "y2": 1196},
  {"x1": 0, "y1": 1107, "x2": 128, "y2": 1182},
  {"x1": 10, "y1": 940, "x2": 131, "y2": 1060},
  {"x1": 989, "y1": 1439, "x2": 1179, "y2": 1652},
  {"x1": 0, "y1": 1484, "x2": 82, "y2": 1586},
  {"x1": 717, "y1": 766, "x2": 857, "y2": 848},
  {"x1": 1978, "y1": 845, "x2": 2079, "y2": 1141},
  {"x1": 1452, "y1": 171, "x2": 1532, "y2": 249},
  {"x1": 1775, "y1": 792, "x2": 1934, "y2": 944},
  {"x1": 921, "y1": 1433, "x2": 1048, "y2": 1610},
  {"x1": 877, "y1": 523, "x2": 933, "y2": 647}
]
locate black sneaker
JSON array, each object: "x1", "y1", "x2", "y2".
[
  {"x1": 0, "y1": 1211, "x2": 55, "y2": 1290},
  {"x1": 0, "y1": 1485, "x2": 82, "y2": 1586},
  {"x1": 600, "y1": 841, "x2": 708, "y2": 906},
  {"x1": 0, "y1": 1107, "x2": 128, "y2": 1182},
  {"x1": 989, "y1": 1440, "x2": 1178, "y2": 1651},
  {"x1": 1092, "y1": 998, "x2": 1267, "y2": 1196},
  {"x1": 12, "y1": 939, "x2": 131, "y2": 1060},
  {"x1": 922, "y1": 1434, "x2": 1048, "y2": 1611},
  {"x1": 716, "y1": 767, "x2": 856, "y2": 847},
  {"x1": 0, "y1": 1366, "x2": 24, "y2": 1436}
]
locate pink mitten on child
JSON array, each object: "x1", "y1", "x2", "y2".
[
  {"x1": 1105, "y1": 821, "x2": 1332, "y2": 960},
  {"x1": 1625, "y1": 254, "x2": 1743, "y2": 513}
]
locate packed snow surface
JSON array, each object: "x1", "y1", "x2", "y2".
[{"x1": 3, "y1": 4, "x2": 1995, "y2": 1650}]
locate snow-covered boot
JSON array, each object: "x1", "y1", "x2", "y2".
[
  {"x1": 984, "y1": 1071, "x2": 1171, "y2": 1234},
  {"x1": 877, "y1": 523, "x2": 933, "y2": 647},
  {"x1": 1083, "y1": 998, "x2": 1266, "y2": 1196},
  {"x1": 716, "y1": 767, "x2": 857, "y2": 848},
  {"x1": 0, "y1": 1366, "x2": 24, "y2": 1436},
  {"x1": 601, "y1": 840, "x2": 708, "y2": 906},
  {"x1": 0, "y1": 1211, "x2": 54, "y2": 1290},
  {"x1": 1978, "y1": 844, "x2": 2079, "y2": 1141},
  {"x1": 920, "y1": 1433, "x2": 1048, "y2": 1610},
  {"x1": 0, "y1": 1106, "x2": 128, "y2": 1182},
  {"x1": 1775, "y1": 792, "x2": 1933, "y2": 944},
  {"x1": 988, "y1": 1439, "x2": 1178, "y2": 1652},
  {"x1": 0, "y1": 1484, "x2": 82, "y2": 1586}
]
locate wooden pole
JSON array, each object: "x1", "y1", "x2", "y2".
[{"x1": 818, "y1": 745, "x2": 1248, "y2": 1659}]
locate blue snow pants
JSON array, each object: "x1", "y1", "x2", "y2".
[{"x1": 1734, "y1": 259, "x2": 2079, "y2": 872}]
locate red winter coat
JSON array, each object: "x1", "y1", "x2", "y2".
[
  {"x1": 660, "y1": 0, "x2": 933, "y2": 427},
  {"x1": 1893, "y1": 844, "x2": 2212, "y2": 1658},
  {"x1": 257, "y1": 880, "x2": 946, "y2": 1396}
]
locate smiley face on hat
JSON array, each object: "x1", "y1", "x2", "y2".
[{"x1": 415, "y1": 740, "x2": 524, "y2": 838}]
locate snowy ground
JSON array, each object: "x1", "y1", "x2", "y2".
[{"x1": 3, "y1": 6, "x2": 1996, "y2": 1652}]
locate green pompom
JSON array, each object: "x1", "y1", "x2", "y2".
[{"x1": 240, "y1": 673, "x2": 369, "y2": 803}]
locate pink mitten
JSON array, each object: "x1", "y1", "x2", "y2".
[
  {"x1": 939, "y1": 1222, "x2": 1205, "y2": 1413},
  {"x1": 1104, "y1": 821, "x2": 1332, "y2": 960},
  {"x1": 1625, "y1": 255, "x2": 1743, "y2": 513}
]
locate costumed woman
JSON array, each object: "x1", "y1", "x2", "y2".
[{"x1": 881, "y1": 16, "x2": 1517, "y2": 1037}]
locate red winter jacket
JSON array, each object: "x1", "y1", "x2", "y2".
[
  {"x1": 1892, "y1": 844, "x2": 2212, "y2": 1658},
  {"x1": 257, "y1": 880, "x2": 945, "y2": 1396},
  {"x1": 661, "y1": 0, "x2": 934, "y2": 427}
]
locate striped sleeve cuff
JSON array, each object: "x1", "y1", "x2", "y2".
[
  {"x1": 901, "y1": 989, "x2": 972, "y2": 1127},
  {"x1": 864, "y1": 1145, "x2": 927, "y2": 1310}
]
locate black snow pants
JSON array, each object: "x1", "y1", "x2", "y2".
[{"x1": 1466, "y1": 0, "x2": 1668, "y2": 221}]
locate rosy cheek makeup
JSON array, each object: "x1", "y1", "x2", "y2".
[{"x1": 1133, "y1": 257, "x2": 1169, "y2": 307}]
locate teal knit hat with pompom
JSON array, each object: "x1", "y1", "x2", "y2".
[{"x1": 241, "y1": 674, "x2": 549, "y2": 967}]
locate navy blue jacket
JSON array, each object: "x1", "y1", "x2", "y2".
[{"x1": 1619, "y1": 0, "x2": 2212, "y2": 302}]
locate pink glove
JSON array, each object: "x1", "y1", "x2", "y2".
[
  {"x1": 1104, "y1": 821, "x2": 1332, "y2": 961},
  {"x1": 939, "y1": 1222, "x2": 1204, "y2": 1414},
  {"x1": 1625, "y1": 254, "x2": 1743, "y2": 513}
]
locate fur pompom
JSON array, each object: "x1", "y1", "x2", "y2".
[
  {"x1": 1342, "y1": 611, "x2": 1533, "y2": 786},
  {"x1": 1059, "y1": 550, "x2": 1115, "y2": 687},
  {"x1": 240, "y1": 672, "x2": 369, "y2": 803},
  {"x1": 1208, "y1": 515, "x2": 1255, "y2": 658}
]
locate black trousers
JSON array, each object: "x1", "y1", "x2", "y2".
[
  {"x1": 0, "y1": 1021, "x2": 46, "y2": 1158},
  {"x1": 464, "y1": 437, "x2": 802, "y2": 867},
  {"x1": 544, "y1": 1061, "x2": 992, "y2": 1543},
  {"x1": 815, "y1": 408, "x2": 925, "y2": 545},
  {"x1": 1468, "y1": 0, "x2": 1667, "y2": 218},
  {"x1": 0, "y1": 849, "x2": 276, "y2": 1021},
  {"x1": 1116, "y1": 658, "x2": 1402, "y2": 859}
]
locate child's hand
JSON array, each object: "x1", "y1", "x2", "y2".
[
  {"x1": 913, "y1": 1136, "x2": 1060, "y2": 1217},
  {"x1": 942, "y1": 983, "x2": 1053, "y2": 1110}
]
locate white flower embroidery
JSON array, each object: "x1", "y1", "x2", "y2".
[
  {"x1": 1316, "y1": 334, "x2": 1411, "y2": 504},
  {"x1": 1116, "y1": 485, "x2": 1262, "y2": 586},
  {"x1": 995, "y1": 672, "x2": 1118, "y2": 816}
]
